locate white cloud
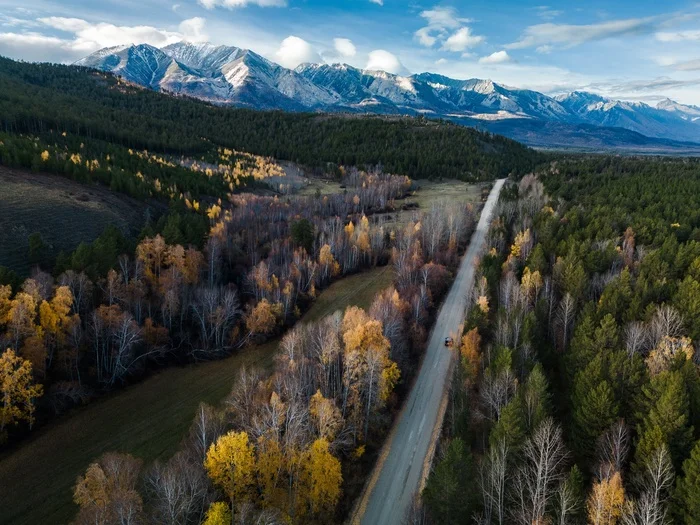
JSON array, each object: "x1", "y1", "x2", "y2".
[
  {"x1": 479, "y1": 50, "x2": 513, "y2": 64},
  {"x1": 366, "y1": 49, "x2": 407, "y2": 75},
  {"x1": 441, "y1": 27, "x2": 484, "y2": 52},
  {"x1": 0, "y1": 17, "x2": 208, "y2": 63},
  {"x1": 334, "y1": 37, "x2": 356, "y2": 58},
  {"x1": 198, "y1": 0, "x2": 286, "y2": 9},
  {"x1": 668, "y1": 59, "x2": 700, "y2": 71},
  {"x1": 178, "y1": 17, "x2": 208, "y2": 42},
  {"x1": 172, "y1": 4, "x2": 181, "y2": 12},
  {"x1": 275, "y1": 35, "x2": 321, "y2": 68},
  {"x1": 419, "y1": 7, "x2": 471, "y2": 30},
  {"x1": 414, "y1": 6, "x2": 481, "y2": 50},
  {"x1": 369, "y1": 0, "x2": 383, "y2": 5},
  {"x1": 534, "y1": 6, "x2": 563, "y2": 21},
  {"x1": 656, "y1": 30, "x2": 700, "y2": 42},
  {"x1": 415, "y1": 27, "x2": 437, "y2": 47},
  {"x1": 507, "y1": 17, "x2": 655, "y2": 50}
]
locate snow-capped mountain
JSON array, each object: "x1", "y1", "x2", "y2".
[
  {"x1": 77, "y1": 42, "x2": 339, "y2": 110},
  {"x1": 76, "y1": 42, "x2": 700, "y2": 147},
  {"x1": 555, "y1": 92, "x2": 700, "y2": 142},
  {"x1": 657, "y1": 99, "x2": 700, "y2": 123}
]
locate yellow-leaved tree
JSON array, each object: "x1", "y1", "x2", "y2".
[
  {"x1": 586, "y1": 472, "x2": 625, "y2": 525},
  {"x1": 205, "y1": 431, "x2": 256, "y2": 515},
  {"x1": 342, "y1": 307, "x2": 400, "y2": 439},
  {"x1": 256, "y1": 434, "x2": 285, "y2": 508},
  {"x1": 245, "y1": 299, "x2": 277, "y2": 340},
  {"x1": 460, "y1": 328, "x2": 481, "y2": 382},
  {"x1": 300, "y1": 438, "x2": 342, "y2": 516},
  {"x1": 0, "y1": 348, "x2": 43, "y2": 438},
  {"x1": 202, "y1": 502, "x2": 232, "y2": 525},
  {"x1": 73, "y1": 452, "x2": 143, "y2": 525}
]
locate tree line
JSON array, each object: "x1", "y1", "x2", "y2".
[{"x1": 0, "y1": 56, "x2": 542, "y2": 182}]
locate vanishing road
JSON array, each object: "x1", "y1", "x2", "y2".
[{"x1": 357, "y1": 179, "x2": 506, "y2": 525}]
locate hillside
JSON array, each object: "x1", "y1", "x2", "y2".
[
  {"x1": 0, "y1": 56, "x2": 540, "y2": 182},
  {"x1": 74, "y1": 42, "x2": 700, "y2": 149}
]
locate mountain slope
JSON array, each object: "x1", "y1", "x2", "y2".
[
  {"x1": 75, "y1": 41, "x2": 700, "y2": 149},
  {"x1": 0, "y1": 55, "x2": 540, "y2": 181},
  {"x1": 555, "y1": 92, "x2": 700, "y2": 142}
]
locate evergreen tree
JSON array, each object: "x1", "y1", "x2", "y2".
[
  {"x1": 674, "y1": 439, "x2": 700, "y2": 524},
  {"x1": 422, "y1": 438, "x2": 476, "y2": 524}
]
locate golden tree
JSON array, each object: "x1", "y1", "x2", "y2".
[
  {"x1": 300, "y1": 438, "x2": 342, "y2": 516},
  {"x1": 309, "y1": 389, "x2": 343, "y2": 441},
  {"x1": 460, "y1": 328, "x2": 482, "y2": 382},
  {"x1": 341, "y1": 307, "x2": 399, "y2": 439},
  {"x1": 0, "y1": 349, "x2": 43, "y2": 435},
  {"x1": 587, "y1": 472, "x2": 625, "y2": 525},
  {"x1": 202, "y1": 502, "x2": 232, "y2": 525},
  {"x1": 256, "y1": 435, "x2": 285, "y2": 508},
  {"x1": 645, "y1": 335, "x2": 694, "y2": 376},
  {"x1": 205, "y1": 431, "x2": 256, "y2": 514},
  {"x1": 245, "y1": 299, "x2": 277, "y2": 338},
  {"x1": 73, "y1": 452, "x2": 143, "y2": 525}
]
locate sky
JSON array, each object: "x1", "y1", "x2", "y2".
[{"x1": 2, "y1": 0, "x2": 700, "y2": 105}]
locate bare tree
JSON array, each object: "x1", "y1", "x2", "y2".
[
  {"x1": 147, "y1": 451, "x2": 210, "y2": 525},
  {"x1": 596, "y1": 420, "x2": 630, "y2": 480},
  {"x1": 649, "y1": 305, "x2": 684, "y2": 349},
  {"x1": 556, "y1": 472, "x2": 583, "y2": 525},
  {"x1": 480, "y1": 369, "x2": 517, "y2": 422},
  {"x1": 511, "y1": 418, "x2": 569, "y2": 525},
  {"x1": 624, "y1": 322, "x2": 649, "y2": 359},
  {"x1": 555, "y1": 293, "x2": 576, "y2": 352},
  {"x1": 186, "y1": 402, "x2": 225, "y2": 462},
  {"x1": 622, "y1": 446, "x2": 674, "y2": 525},
  {"x1": 480, "y1": 439, "x2": 509, "y2": 525}
]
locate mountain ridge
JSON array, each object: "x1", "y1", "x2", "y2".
[{"x1": 76, "y1": 41, "x2": 700, "y2": 149}]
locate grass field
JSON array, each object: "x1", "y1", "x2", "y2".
[
  {"x1": 0, "y1": 265, "x2": 394, "y2": 525},
  {"x1": 405, "y1": 179, "x2": 485, "y2": 210},
  {"x1": 0, "y1": 167, "x2": 149, "y2": 275}
]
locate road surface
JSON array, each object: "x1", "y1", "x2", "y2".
[{"x1": 358, "y1": 179, "x2": 506, "y2": 525}]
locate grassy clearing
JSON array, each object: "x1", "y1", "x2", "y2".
[
  {"x1": 0, "y1": 265, "x2": 393, "y2": 525},
  {"x1": 0, "y1": 167, "x2": 149, "y2": 275},
  {"x1": 405, "y1": 179, "x2": 484, "y2": 210},
  {"x1": 375, "y1": 179, "x2": 485, "y2": 229}
]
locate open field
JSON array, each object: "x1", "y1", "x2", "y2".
[
  {"x1": 375, "y1": 179, "x2": 486, "y2": 229},
  {"x1": 404, "y1": 179, "x2": 485, "y2": 210},
  {"x1": 0, "y1": 265, "x2": 393, "y2": 525},
  {"x1": 0, "y1": 167, "x2": 149, "y2": 275}
]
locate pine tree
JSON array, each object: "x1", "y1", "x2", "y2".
[
  {"x1": 571, "y1": 377, "x2": 619, "y2": 462},
  {"x1": 422, "y1": 438, "x2": 475, "y2": 524},
  {"x1": 634, "y1": 370, "x2": 692, "y2": 470},
  {"x1": 674, "y1": 439, "x2": 700, "y2": 523},
  {"x1": 490, "y1": 397, "x2": 526, "y2": 449}
]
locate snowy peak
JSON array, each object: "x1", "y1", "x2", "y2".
[
  {"x1": 657, "y1": 98, "x2": 700, "y2": 122},
  {"x1": 77, "y1": 41, "x2": 700, "y2": 144},
  {"x1": 77, "y1": 44, "x2": 176, "y2": 88}
]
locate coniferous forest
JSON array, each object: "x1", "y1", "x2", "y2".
[{"x1": 423, "y1": 156, "x2": 700, "y2": 524}]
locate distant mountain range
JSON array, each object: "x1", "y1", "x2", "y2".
[{"x1": 76, "y1": 42, "x2": 700, "y2": 151}]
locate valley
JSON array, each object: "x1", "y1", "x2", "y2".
[{"x1": 2, "y1": 34, "x2": 700, "y2": 525}]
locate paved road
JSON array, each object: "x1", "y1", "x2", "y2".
[{"x1": 358, "y1": 179, "x2": 506, "y2": 525}]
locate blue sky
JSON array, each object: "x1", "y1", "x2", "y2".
[{"x1": 2, "y1": 0, "x2": 700, "y2": 104}]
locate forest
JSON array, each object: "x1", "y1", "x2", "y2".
[
  {"x1": 0, "y1": 56, "x2": 541, "y2": 183},
  {"x1": 421, "y1": 156, "x2": 700, "y2": 525},
  {"x1": 0, "y1": 149, "x2": 480, "y2": 523}
]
